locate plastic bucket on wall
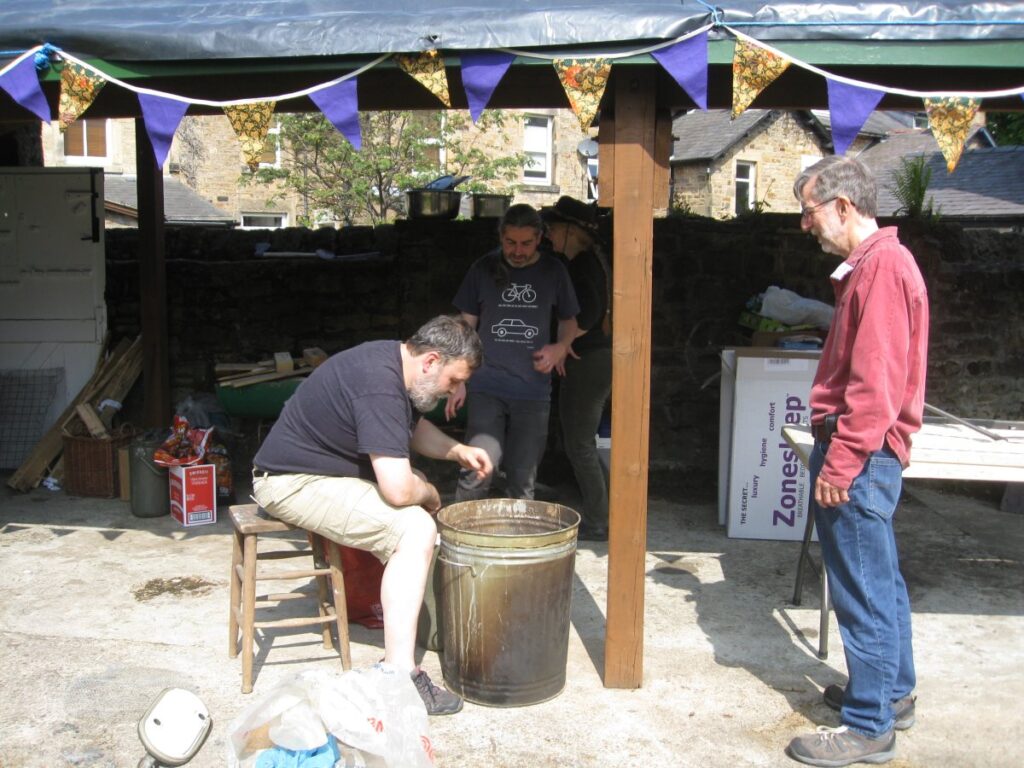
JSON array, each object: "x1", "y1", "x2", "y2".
[
  {"x1": 129, "y1": 432, "x2": 170, "y2": 518},
  {"x1": 437, "y1": 498, "x2": 580, "y2": 707}
]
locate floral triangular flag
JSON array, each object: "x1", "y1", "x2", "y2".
[
  {"x1": 731, "y1": 39, "x2": 789, "y2": 119},
  {"x1": 925, "y1": 96, "x2": 980, "y2": 173},
  {"x1": 826, "y1": 79, "x2": 884, "y2": 156},
  {"x1": 224, "y1": 101, "x2": 277, "y2": 172},
  {"x1": 58, "y1": 62, "x2": 105, "y2": 130},
  {"x1": 553, "y1": 58, "x2": 611, "y2": 130},
  {"x1": 0, "y1": 53, "x2": 51, "y2": 122},
  {"x1": 395, "y1": 51, "x2": 451, "y2": 107}
]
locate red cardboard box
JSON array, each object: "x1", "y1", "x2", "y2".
[{"x1": 169, "y1": 464, "x2": 218, "y2": 527}]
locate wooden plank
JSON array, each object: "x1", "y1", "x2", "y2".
[
  {"x1": 74, "y1": 403, "x2": 110, "y2": 438},
  {"x1": 302, "y1": 347, "x2": 328, "y2": 368},
  {"x1": 216, "y1": 366, "x2": 274, "y2": 383},
  {"x1": 6, "y1": 337, "x2": 133, "y2": 491},
  {"x1": 273, "y1": 351, "x2": 295, "y2": 373},
  {"x1": 604, "y1": 67, "x2": 657, "y2": 690},
  {"x1": 215, "y1": 362, "x2": 270, "y2": 375},
  {"x1": 52, "y1": 336, "x2": 144, "y2": 482},
  {"x1": 782, "y1": 423, "x2": 1024, "y2": 482},
  {"x1": 598, "y1": 113, "x2": 615, "y2": 208},
  {"x1": 221, "y1": 369, "x2": 310, "y2": 388}
]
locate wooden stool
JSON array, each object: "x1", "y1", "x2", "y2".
[{"x1": 228, "y1": 503, "x2": 351, "y2": 693}]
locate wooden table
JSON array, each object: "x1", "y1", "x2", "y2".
[{"x1": 782, "y1": 419, "x2": 1024, "y2": 658}]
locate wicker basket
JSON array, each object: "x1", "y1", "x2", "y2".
[{"x1": 62, "y1": 427, "x2": 135, "y2": 498}]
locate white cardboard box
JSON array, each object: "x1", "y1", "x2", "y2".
[
  {"x1": 169, "y1": 464, "x2": 217, "y2": 527},
  {"x1": 721, "y1": 348, "x2": 819, "y2": 541}
]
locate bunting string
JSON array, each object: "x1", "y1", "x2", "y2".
[
  {"x1": 3, "y1": 17, "x2": 1023, "y2": 173},
  {"x1": 3, "y1": 28, "x2": 1022, "y2": 111}
]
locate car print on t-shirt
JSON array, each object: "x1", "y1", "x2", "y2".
[{"x1": 490, "y1": 318, "x2": 539, "y2": 339}]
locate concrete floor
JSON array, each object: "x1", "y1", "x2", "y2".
[{"x1": 1, "y1": 475, "x2": 1022, "y2": 767}]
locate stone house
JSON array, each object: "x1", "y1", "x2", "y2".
[
  {"x1": 669, "y1": 108, "x2": 1001, "y2": 221},
  {"x1": 38, "y1": 119, "x2": 235, "y2": 227},
  {"x1": 37, "y1": 108, "x2": 596, "y2": 228},
  {"x1": 670, "y1": 109, "x2": 829, "y2": 218}
]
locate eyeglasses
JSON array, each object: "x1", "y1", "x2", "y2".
[{"x1": 800, "y1": 197, "x2": 837, "y2": 218}]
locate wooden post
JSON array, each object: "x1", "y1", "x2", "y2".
[
  {"x1": 135, "y1": 119, "x2": 170, "y2": 427},
  {"x1": 604, "y1": 68, "x2": 658, "y2": 689}
]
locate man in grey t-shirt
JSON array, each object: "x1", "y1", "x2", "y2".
[{"x1": 448, "y1": 204, "x2": 579, "y2": 500}]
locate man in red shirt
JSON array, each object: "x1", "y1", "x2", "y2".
[{"x1": 785, "y1": 156, "x2": 929, "y2": 767}]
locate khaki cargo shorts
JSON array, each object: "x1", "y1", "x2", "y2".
[{"x1": 251, "y1": 471, "x2": 420, "y2": 562}]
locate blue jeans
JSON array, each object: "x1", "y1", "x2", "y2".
[
  {"x1": 456, "y1": 391, "x2": 550, "y2": 501},
  {"x1": 811, "y1": 440, "x2": 916, "y2": 738}
]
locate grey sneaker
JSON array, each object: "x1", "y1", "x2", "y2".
[
  {"x1": 823, "y1": 684, "x2": 916, "y2": 730},
  {"x1": 787, "y1": 726, "x2": 896, "y2": 767},
  {"x1": 411, "y1": 669, "x2": 463, "y2": 716}
]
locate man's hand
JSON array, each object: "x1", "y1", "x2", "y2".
[
  {"x1": 420, "y1": 481, "x2": 442, "y2": 514},
  {"x1": 532, "y1": 342, "x2": 569, "y2": 374},
  {"x1": 554, "y1": 343, "x2": 580, "y2": 377},
  {"x1": 815, "y1": 476, "x2": 850, "y2": 508},
  {"x1": 445, "y1": 382, "x2": 467, "y2": 421},
  {"x1": 447, "y1": 443, "x2": 492, "y2": 479}
]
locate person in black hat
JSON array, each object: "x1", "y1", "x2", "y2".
[{"x1": 541, "y1": 196, "x2": 613, "y2": 541}]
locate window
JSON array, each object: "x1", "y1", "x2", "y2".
[
  {"x1": 800, "y1": 154, "x2": 822, "y2": 172},
  {"x1": 523, "y1": 115, "x2": 553, "y2": 185},
  {"x1": 240, "y1": 213, "x2": 287, "y2": 229},
  {"x1": 258, "y1": 121, "x2": 282, "y2": 168},
  {"x1": 735, "y1": 161, "x2": 756, "y2": 214},
  {"x1": 62, "y1": 119, "x2": 108, "y2": 161}
]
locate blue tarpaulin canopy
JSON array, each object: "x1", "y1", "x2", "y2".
[{"x1": 1, "y1": 1, "x2": 1023, "y2": 61}]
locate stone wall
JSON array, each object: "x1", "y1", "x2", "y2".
[{"x1": 105, "y1": 214, "x2": 1024, "y2": 490}]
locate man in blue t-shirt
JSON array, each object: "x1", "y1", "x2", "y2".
[
  {"x1": 447, "y1": 204, "x2": 579, "y2": 501},
  {"x1": 252, "y1": 315, "x2": 491, "y2": 716}
]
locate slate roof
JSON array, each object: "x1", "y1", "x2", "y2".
[
  {"x1": 671, "y1": 110, "x2": 777, "y2": 163},
  {"x1": 811, "y1": 110, "x2": 917, "y2": 138},
  {"x1": 104, "y1": 175, "x2": 235, "y2": 226},
  {"x1": 855, "y1": 130, "x2": 1024, "y2": 218}
]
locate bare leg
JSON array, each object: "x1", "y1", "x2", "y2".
[{"x1": 380, "y1": 508, "x2": 436, "y2": 671}]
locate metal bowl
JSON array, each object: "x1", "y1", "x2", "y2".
[
  {"x1": 406, "y1": 189, "x2": 462, "y2": 219},
  {"x1": 471, "y1": 194, "x2": 512, "y2": 219}
]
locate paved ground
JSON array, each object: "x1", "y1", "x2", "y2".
[{"x1": 1, "y1": 475, "x2": 1021, "y2": 767}]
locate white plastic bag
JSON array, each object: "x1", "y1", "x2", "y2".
[
  {"x1": 760, "y1": 285, "x2": 834, "y2": 330},
  {"x1": 227, "y1": 666, "x2": 434, "y2": 768}
]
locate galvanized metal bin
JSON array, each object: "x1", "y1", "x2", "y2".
[{"x1": 437, "y1": 499, "x2": 579, "y2": 707}]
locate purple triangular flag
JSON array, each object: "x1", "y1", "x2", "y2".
[
  {"x1": 460, "y1": 51, "x2": 515, "y2": 123},
  {"x1": 138, "y1": 92, "x2": 189, "y2": 169},
  {"x1": 310, "y1": 79, "x2": 361, "y2": 150},
  {"x1": 0, "y1": 54, "x2": 51, "y2": 122},
  {"x1": 652, "y1": 32, "x2": 708, "y2": 111},
  {"x1": 827, "y1": 79, "x2": 884, "y2": 156}
]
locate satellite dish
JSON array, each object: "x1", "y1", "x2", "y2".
[{"x1": 577, "y1": 138, "x2": 599, "y2": 158}]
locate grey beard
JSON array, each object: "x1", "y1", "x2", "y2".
[{"x1": 410, "y1": 390, "x2": 441, "y2": 414}]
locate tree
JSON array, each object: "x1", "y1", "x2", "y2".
[
  {"x1": 986, "y1": 112, "x2": 1024, "y2": 146},
  {"x1": 250, "y1": 110, "x2": 526, "y2": 226}
]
